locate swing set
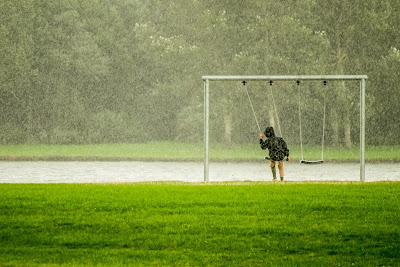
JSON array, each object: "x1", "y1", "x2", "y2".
[
  {"x1": 202, "y1": 75, "x2": 368, "y2": 182},
  {"x1": 243, "y1": 79, "x2": 326, "y2": 165}
]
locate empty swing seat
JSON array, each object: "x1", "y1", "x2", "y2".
[{"x1": 301, "y1": 160, "x2": 324, "y2": 164}]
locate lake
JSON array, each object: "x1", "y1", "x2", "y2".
[{"x1": 0, "y1": 161, "x2": 399, "y2": 183}]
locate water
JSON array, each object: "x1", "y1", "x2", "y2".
[{"x1": 0, "y1": 161, "x2": 399, "y2": 183}]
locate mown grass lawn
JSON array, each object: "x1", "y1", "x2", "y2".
[
  {"x1": 1, "y1": 183, "x2": 399, "y2": 266},
  {"x1": 0, "y1": 142, "x2": 399, "y2": 161}
]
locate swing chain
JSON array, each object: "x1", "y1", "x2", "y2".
[
  {"x1": 243, "y1": 81, "x2": 262, "y2": 134},
  {"x1": 268, "y1": 81, "x2": 283, "y2": 138},
  {"x1": 298, "y1": 80, "x2": 327, "y2": 164},
  {"x1": 321, "y1": 81, "x2": 327, "y2": 161},
  {"x1": 297, "y1": 81, "x2": 304, "y2": 162}
]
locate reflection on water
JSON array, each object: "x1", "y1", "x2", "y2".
[{"x1": 0, "y1": 161, "x2": 399, "y2": 183}]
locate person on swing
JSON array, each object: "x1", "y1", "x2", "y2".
[{"x1": 260, "y1": 126, "x2": 290, "y2": 181}]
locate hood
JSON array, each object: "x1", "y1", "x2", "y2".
[{"x1": 264, "y1": 126, "x2": 276, "y2": 138}]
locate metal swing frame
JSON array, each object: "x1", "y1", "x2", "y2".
[{"x1": 202, "y1": 75, "x2": 368, "y2": 182}]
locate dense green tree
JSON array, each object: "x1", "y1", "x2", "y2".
[
  {"x1": 301, "y1": 0, "x2": 399, "y2": 147},
  {"x1": 0, "y1": 0, "x2": 399, "y2": 145},
  {"x1": 369, "y1": 47, "x2": 400, "y2": 145},
  {"x1": 0, "y1": 0, "x2": 37, "y2": 143}
]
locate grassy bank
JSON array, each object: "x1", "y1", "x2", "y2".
[
  {"x1": 0, "y1": 183, "x2": 399, "y2": 266},
  {"x1": 0, "y1": 142, "x2": 399, "y2": 161}
]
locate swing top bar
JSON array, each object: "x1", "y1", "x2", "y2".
[{"x1": 202, "y1": 75, "x2": 368, "y2": 81}]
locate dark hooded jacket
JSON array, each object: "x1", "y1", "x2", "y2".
[{"x1": 260, "y1": 126, "x2": 289, "y2": 161}]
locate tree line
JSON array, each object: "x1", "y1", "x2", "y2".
[{"x1": 1, "y1": 0, "x2": 399, "y2": 146}]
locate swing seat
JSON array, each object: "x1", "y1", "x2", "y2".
[
  {"x1": 264, "y1": 156, "x2": 288, "y2": 161},
  {"x1": 301, "y1": 160, "x2": 324, "y2": 164}
]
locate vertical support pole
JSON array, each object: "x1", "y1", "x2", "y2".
[
  {"x1": 360, "y1": 78, "x2": 366, "y2": 182},
  {"x1": 204, "y1": 79, "x2": 210, "y2": 182}
]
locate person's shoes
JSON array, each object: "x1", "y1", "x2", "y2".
[
  {"x1": 280, "y1": 177, "x2": 284, "y2": 181},
  {"x1": 273, "y1": 178, "x2": 277, "y2": 182}
]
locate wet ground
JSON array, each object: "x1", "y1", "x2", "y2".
[{"x1": 0, "y1": 161, "x2": 399, "y2": 183}]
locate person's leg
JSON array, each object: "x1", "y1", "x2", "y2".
[
  {"x1": 270, "y1": 161, "x2": 277, "y2": 181},
  {"x1": 278, "y1": 161, "x2": 284, "y2": 181}
]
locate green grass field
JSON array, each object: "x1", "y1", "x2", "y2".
[
  {"x1": 1, "y1": 183, "x2": 399, "y2": 266},
  {"x1": 1, "y1": 142, "x2": 399, "y2": 161}
]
